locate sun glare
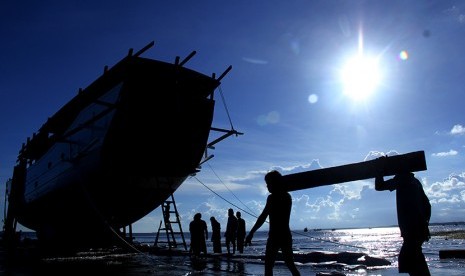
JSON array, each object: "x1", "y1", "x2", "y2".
[{"x1": 341, "y1": 55, "x2": 381, "y2": 101}]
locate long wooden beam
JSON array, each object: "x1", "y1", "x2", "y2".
[{"x1": 283, "y1": 151, "x2": 427, "y2": 192}]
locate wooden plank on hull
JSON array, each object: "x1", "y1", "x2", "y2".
[{"x1": 284, "y1": 151, "x2": 427, "y2": 192}]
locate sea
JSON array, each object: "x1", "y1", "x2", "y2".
[{"x1": 1, "y1": 224, "x2": 464, "y2": 275}]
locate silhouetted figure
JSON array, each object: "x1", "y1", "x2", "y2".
[
  {"x1": 225, "y1": 208, "x2": 238, "y2": 255},
  {"x1": 236, "y1": 211, "x2": 246, "y2": 253},
  {"x1": 210, "y1": 216, "x2": 222, "y2": 253},
  {"x1": 189, "y1": 213, "x2": 208, "y2": 257},
  {"x1": 376, "y1": 169, "x2": 431, "y2": 276},
  {"x1": 164, "y1": 203, "x2": 172, "y2": 230},
  {"x1": 245, "y1": 170, "x2": 301, "y2": 276}
]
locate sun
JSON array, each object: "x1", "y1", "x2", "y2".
[{"x1": 341, "y1": 54, "x2": 381, "y2": 101}]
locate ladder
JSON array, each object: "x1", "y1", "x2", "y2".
[{"x1": 154, "y1": 194, "x2": 187, "y2": 250}]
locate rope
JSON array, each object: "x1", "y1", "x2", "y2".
[
  {"x1": 193, "y1": 175, "x2": 257, "y2": 220},
  {"x1": 218, "y1": 85, "x2": 235, "y2": 130},
  {"x1": 206, "y1": 162, "x2": 257, "y2": 216}
]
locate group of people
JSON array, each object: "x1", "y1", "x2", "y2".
[
  {"x1": 189, "y1": 208, "x2": 246, "y2": 257},
  {"x1": 224, "y1": 208, "x2": 247, "y2": 255},
  {"x1": 188, "y1": 170, "x2": 301, "y2": 276},
  {"x1": 190, "y1": 161, "x2": 432, "y2": 276}
]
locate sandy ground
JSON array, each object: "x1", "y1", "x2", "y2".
[{"x1": 0, "y1": 228, "x2": 463, "y2": 276}]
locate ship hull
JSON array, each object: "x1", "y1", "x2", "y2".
[{"x1": 9, "y1": 51, "x2": 223, "y2": 250}]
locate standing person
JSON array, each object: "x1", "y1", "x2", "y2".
[
  {"x1": 224, "y1": 208, "x2": 238, "y2": 255},
  {"x1": 189, "y1": 213, "x2": 208, "y2": 257},
  {"x1": 164, "y1": 203, "x2": 172, "y2": 231},
  {"x1": 245, "y1": 170, "x2": 300, "y2": 276},
  {"x1": 210, "y1": 216, "x2": 222, "y2": 253},
  {"x1": 375, "y1": 165, "x2": 431, "y2": 276},
  {"x1": 236, "y1": 211, "x2": 246, "y2": 254}
]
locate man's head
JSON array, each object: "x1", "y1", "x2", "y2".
[
  {"x1": 265, "y1": 170, "x2": 283, "y2": 193},
  {"x1": 236, "y1": 211, "x2": 241, "y2": 218}
]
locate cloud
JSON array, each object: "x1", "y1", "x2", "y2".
[
  {"x1": 242, "y1": 57, "x2": 269, "y2": 65},
  {"x1": 172, "y1": 150, "x2": 465, "y2": 233},
  {"x1": 450, "y1": 124, "x2": 465, "y2": 135},
  {"x1": 426, "y1": 173, "x2": 465, "y2": 207},
  {"x1": 256, "y1": 111, "x2": 280, "y2": 126},
  {"x1": 443, "y1": 6, "x2": 465, "y2": 24},
  {"x1": 432, "y1": 150, "x2": 458, "y2": 157},
  {"x1": 435, "y1": 124, "x2": 465, "y2": 136},
  {"x1": 277, "y1": 160, "x2": 324, "y2": 174},
  {"x1": 229, "y1": 169, "x2": 267, "y2": 182},
  {"x1": 290, "y1": 180, "x2": 378, "y2": 229},
  {"x1": 330, "y1": 184, "x2": 364, "y2": 200},
  {"x1": 364, "y1": 150, "x2": 399, "y2": 161},
  {"x1": 180, "y1": 196, "x2": 254, "y2": 230}
]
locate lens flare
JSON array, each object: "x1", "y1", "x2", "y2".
[
  {"x1": 308, "y1": 94, "x2": 318, "y2": 104},
  {"x1": 399, "y1": 50, "x2": 408, "y2": 61}
]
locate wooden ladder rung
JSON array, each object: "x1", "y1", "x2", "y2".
[{"x1": 154, "y1": 194, "x2": 187, "y2": 250}]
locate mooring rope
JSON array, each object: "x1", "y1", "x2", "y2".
[
  {"x1": 217, "y1": 85, "x2": 236, "y2": 131},
  {"x1": 206, "y1": 162, "x2": 257, "y2": 217}
]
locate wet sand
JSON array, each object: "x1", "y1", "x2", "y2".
[
  {"x1": 1, "y1": 228, "x2": 464, "y2": 276},
  {"x1": 0, "y1": 242, "x2": 398, "y2": 276},
  {"x1": 0, "y1": 246, "x2": 458, "y2": 276}
]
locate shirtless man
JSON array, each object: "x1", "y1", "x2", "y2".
[{"x1": 245, "y1": 170, "x2": 300, "y2": 276}]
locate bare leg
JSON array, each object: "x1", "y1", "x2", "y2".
[
  {"x1": 281, "y1": 240, "x2": 300, "y2": 276},
  {"x1": 264, "y1": 239, "x2": 278, "y2": 276}
]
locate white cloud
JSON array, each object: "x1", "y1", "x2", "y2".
[
  {"x1": 256, "y1": 111, "x2": 280, "y2": 126},
  {"x1": 461, "y1": 190, "x2": 465, "y2": 201},
  {"x1": 437, "y1": 195, "x2": 460, "y2": 204},
  {"x1": 443, "y1": 6, "x2": 465, "y2": 24},
  {"x1": 450, "y1": 124, "x2": 465, "y2": 135},
  {"x1": 242, "y1": 57, "x2": 269, "y2": 65},
  {"x1": 426, "y1": 173, "x2": 465, "y2": 206},
  {"x1": 170, "y1": 153, "x2": 465, "y2": 233},
  {"x1": 432, "y1": 150, "x2": 458, "y2": 157},
  {"x1": 278, "y1": 160, "x2": 324, "y2": 174},
  {"x1": 364, "y1": 150, "x2": 399, "y2": 161}
]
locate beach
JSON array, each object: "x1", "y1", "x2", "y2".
[{"x1": 1, "y1": 225, "x2": 465, "y2": 275}]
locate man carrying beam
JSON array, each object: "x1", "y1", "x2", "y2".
[
  {"x1": 375, "y1": 157, "x2": 431, "y2": 276},
  {"x1": 279, "y1": 150, "x2": 431, "y2": 275}
]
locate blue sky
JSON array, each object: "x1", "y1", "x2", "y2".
[{"x1": 1, "y1": 1, "x2": 465, "y2": 233}]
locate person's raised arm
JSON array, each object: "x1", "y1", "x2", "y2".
[
  {"x1": 374, "y1": 156, "x2": 396, "y2": 191},
  {"x1": 245, "y1": 197, "x2": 270, "y2": 245}
]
